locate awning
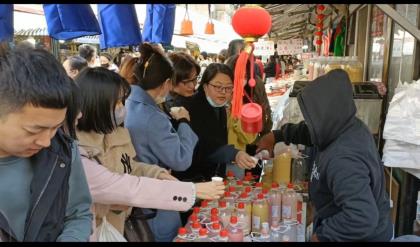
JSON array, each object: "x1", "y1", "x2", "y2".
[{"x1": 14, "y1": 27, "x2": 100, "y2": 44}]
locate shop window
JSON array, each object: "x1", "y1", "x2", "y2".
[{"x1": 387, "y1": 4, "x2": 418, "y2": 103}]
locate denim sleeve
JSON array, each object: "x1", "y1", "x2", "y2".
[{"x1": 56, "y1": 143, "x2": 93, "y2": 242}]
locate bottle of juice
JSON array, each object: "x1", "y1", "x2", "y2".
[
  {"x1": 227, "y1": 216, "x2": 244, "y2": 242},
  {"x1": 195, "y1": 228, "x2": 210, "y2": 242},
  {"x1": 269, "y1": 182, "x2": 282, "y2": 226},
  {"x1": 273, "y1": 151, "x2": 292, "y2": 186},
  {"x1": 173, "y1": 227, "x2": 189, "y2": 242},
  {"x1": 252, "y1": 193, "x2": 269, "y2": 233},
  {"x1": 261, "y1": 159, "x2": 273, "y2": 189},
  {"x1": 218, "y1": 200, "x2": 231, "y2": 228},
  {"x1": 282, "y1": 183, "x2": 297, "y2": 221},
  {"x1": 236, "y1": 202, "x2": 251, "y2": 235}
]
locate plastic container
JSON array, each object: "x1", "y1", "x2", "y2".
[
  {"x1": 259, "y1": 222, "x2": 271, "y2": 242},
  {"x1": 234, "y1": 180, "x2": 244, "y2": 192},
  {"x1": 291, "y1": 157, "x2": 307, "y2": 190},
  {"x1": 273, "y1": 152, "x2": 292, "y2": 186},
  {"x1": 237, "y1": 202, "x2": 251, "y2": 235},
  {"x1": 252, "y1": 193, "x2": 269, "y2": 233},
  {"x1": 208, "y1": 222, "x2": 222, "y2": 238},
  {"x1": 281, "y1": 220, "x2": 298, "y2": 242},
  {"x1": 261, "y1": 160, "x2": 273, "y2": 189},
  {"x1": 281, "y1": 183, "x2": 297, "y2": 221},
  {"x1": 223, "y1": 191, "x2": 235, "y2": 210},
  {"x1": 227, "y1": 216, "x2": 244, "y2": 242},
  {"x1": 270, "y1": 223, "x2": 281, "y2": 242},
  {"x1": 216, "y1": 229, "x2": 229, "y2": 242},
  {"x1": 269, "y1": 182, "x2": 282, "y2": 225},
  {"x1": 238, "y1": 192, "x2": 252, "y2": 217},
  {"x1": 173, "y1": 227, "x2": 189, "y2": 242},
  {"x1": 185, "y1": 213, "x2": 199, "y2": 232},
  {"x1": 219, "y1": 200, "x2": 231, "y2": 228},
  {"x1": 191, "y1": 221, "x2": 202, "y2": 237},
  {"x1": 195, "y1": 228, "x2": 210, "y2": 242},
  {"x1": 241, "y1": 103, "x2": 263, "y2": 134}
]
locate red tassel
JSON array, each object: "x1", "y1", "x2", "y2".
[{"x1": 231, "y1": 50, "x2": 249, "y2": 118}]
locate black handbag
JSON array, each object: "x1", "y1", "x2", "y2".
[{"x1": 124, "y1": 207, "x2": 157, "y2": 242}]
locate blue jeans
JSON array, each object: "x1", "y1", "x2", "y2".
[{"x1": 145, "y1": 209, "x2": 181, "y2": 242}]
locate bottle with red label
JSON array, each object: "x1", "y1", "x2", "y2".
[{"x1": 227, "y1": 216, "x2": 244, "y2": 242}]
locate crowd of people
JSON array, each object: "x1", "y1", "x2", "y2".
[{"x1": 0, "y1": 38, "x2": 398, "y2": 242}]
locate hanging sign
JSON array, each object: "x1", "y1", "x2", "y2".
[
  {"x1": 277, "y1": 39, "x2": 303, "y2": 55},
  {"x1": 253, "y1": 40, "x2": 275, "y2": 56}
]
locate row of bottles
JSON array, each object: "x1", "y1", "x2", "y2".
[{"x1": 307, "y1": 56, "x2": 363, "y2": 83}]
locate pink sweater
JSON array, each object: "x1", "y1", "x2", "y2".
[{"x1": 79, "y1": 147, "x2": 195, "y2": 241}]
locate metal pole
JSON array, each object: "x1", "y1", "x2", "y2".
[{"x1": 363, "y1": 5, "x2": 372, "y2": 81}]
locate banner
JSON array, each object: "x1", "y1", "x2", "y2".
[
  {"x1": 0, "y1": 4, "x2": 13, "y2": 42},
  {"x1": 142, "y1": 4, "x2": 176, "y2": 45},
  {"x1": 277, "y1": 39, "x2": 303, "y2": 55}
]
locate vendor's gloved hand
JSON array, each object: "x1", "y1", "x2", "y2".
[
  {"x1": 256, "y1": 131, "x2": 276, "y2": 157},
  {"x1": 235, "y1": 151, "x2": 257, "y2": 169},
  {"x1": 195, "y1": 181, "x2": 225, "y2": 200}
]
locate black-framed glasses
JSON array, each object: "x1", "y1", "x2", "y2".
[
  {"x1": 180, "y1": 76, "x2": 199, "y2": 86},
  {"x1": 208, "y1": 83, "x2": 234, "y2": 93}
]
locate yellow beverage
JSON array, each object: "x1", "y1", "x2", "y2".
[{"x1": 272, "y1": 152, "x2": 292, "y2": 186}]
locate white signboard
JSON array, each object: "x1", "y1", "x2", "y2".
[
  {"x1": 277, "y1": 39, "x2": 304, "y2": 55},
  {"x1": 254, "y1": 41, "x2": 275, "y2": 56}
]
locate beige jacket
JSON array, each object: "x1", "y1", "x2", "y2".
[{"x1": 77, "y1": 127, "x2": 167, "y2": 234}]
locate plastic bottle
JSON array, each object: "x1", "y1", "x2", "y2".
[
  {"x1": 270, "y1": 223, "x2": 281, "y2": 242},
  {"x1": 218, "y1": 200, "x2": 231, "y2": 228},
  {"x1": 216, "y1": 229, "x2": 229, "y2": 242},
  {"x1": 185, "y1": 213, "x2": 199, "y2": 232},
  {"x1": 254, "y1": 182, "x2": 263, "y2": 198},
  {"x1": 235, "y1": 180, "x2": 244, "y2": 192},
  {"x1": 195, "y1": 228, "x2": 210, "y2": 242},
  {"x1": 191, "y1": 221, "x2": 202, "y2": 237},
  {"x1": 236, "y1": 202, "x2": 251, "y2": 235},
  {"x1": 238, "y1": 192, "x2": 252, "y2": 217},
  {"x1": 307, "y1": 58, "x2": 314, "y2": 80},
  {"x1": 201, "y1": 200, "x2": 210, "y2": 212},
  {"x1": 261, "y1": 159, "x2": 273, "y2": 189},
  {"x1": 223, "y1": 191, "x2": 235, "y2": 211},
  {"x1": 243, "y1": 175, "x2": 253, "y2": 187},
  {"x1": 226, "y1": 171, "x2": 236, "y2": 187},
  {"x1": 208, "y1": 222, "x2": 222, "y2": 238},
  {"x1": 269, "y1": 182, "x2": 282, "y2": 226},
  {"x1": 244, "y1": 186, "x2": 252, "y2": 195},
  {"x1": 282, "y1": 220, "x2": 298, "y2": 242},
  {"x1": 173, "y1": 227, "x2": 189, "y2": 242},
  {"x1": 291, "y1": 156, "x2": 306, "y2": 190},
  {"x1": 259, "y1": 222, "x2": 271, "y2": 242},
  {"x1": 227, "y1": 216, "x2": 244, "y2": 242},
  {"x1": 273, "y1": 152, "x2": 292, "y2": 186},
  {"x1": 252, "y1": 193, "x2": 269, "y2": 233},
  {"x1": 282, "y1": 183, "x2": 297, "y2": 221}
]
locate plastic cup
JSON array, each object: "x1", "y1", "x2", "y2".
[{"x1": 212, "y1": 177, "x2": 223, "y2": 182}]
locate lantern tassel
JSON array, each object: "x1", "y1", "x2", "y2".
[{"x1": 231, "y1": 50, "x2": 249, "y2": 119}]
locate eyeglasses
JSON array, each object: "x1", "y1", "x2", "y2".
[
  {"x1": 180, "y1": 76, "x2": 199, "y2": 86},
  {"x1": 208, "y1": 83, "x2": 234, "y2": 93}
]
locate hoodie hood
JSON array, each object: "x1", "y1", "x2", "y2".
[{"x1": 297, "y1": 69, "x2": 356, "y2": 150}]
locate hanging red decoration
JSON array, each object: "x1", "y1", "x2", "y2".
[
  {"x1": 314, "y1": 31, "x2": 322, "y2": 36},
  {"x1": 317, "y1": 14, "x2": 325, "y2": 20},
  {"x1": 316, "y1": 23, "x2": 323, "y2": 29},
  {"x1": 230, "y1": 5, "x2": 271, "y2": 133},
  {"x1": 316, "y1": 39, "x2": 323, "y2": 45},
  {"x1": 317, "y1": 4, "x2": 325, "y2": 12}
]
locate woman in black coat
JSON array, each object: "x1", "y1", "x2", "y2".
[{"x1": 172, "y1": 63, "x2": 257, "y2": 183}]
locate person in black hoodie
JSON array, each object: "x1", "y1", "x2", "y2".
[{"x1": 257, "y1": 69, "x2": 393, "y2": 242}]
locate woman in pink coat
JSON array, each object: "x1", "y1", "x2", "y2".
[{"x1": 64, "y1": 71, "x2": 224, "y2": 241}]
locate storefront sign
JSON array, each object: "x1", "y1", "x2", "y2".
[
  {"x1": 277, "y1": 39, "x2": 303, "y2": 55},
  {"x1": 254, "y1": 40, "x2": 275, "y2": 56}
]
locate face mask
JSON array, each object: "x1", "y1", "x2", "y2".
[
  {"x1": 114, "y1": 106, "x2": 127, "y2": 126},
  {"x1": 206, "y1": 96, "x2": 227, "y2": 108}
]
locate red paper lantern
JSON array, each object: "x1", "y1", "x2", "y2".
[
  {"x1": 231, "y1": 5, "x2": 272, "y2": 42},
  {"x1": 317, "y1": 4, "x2": 325, "y2": 12}
]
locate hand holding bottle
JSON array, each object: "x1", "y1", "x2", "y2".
[
  {"x1": 256, "y1": 132, "x2": 276, "y2": 157},
  {"x1": 195, "y1": 181, "x2": 225, "y2": 200},
  {"x1": 235, "y1": 151, "x2": 257, "y2": 169}
]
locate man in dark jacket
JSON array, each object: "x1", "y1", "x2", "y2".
[
  {"x1": 0, "y1": 46, "x2": 92, "y2": 241},
  {"x1": 257, "y1": 69, "x2": 393, "y2": 242}
]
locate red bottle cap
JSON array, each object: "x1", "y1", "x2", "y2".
[
  {"x1": 212, "y1": 222, "x2": 221, "y2": 230},
  {"x1": 224, "y1": 180, "x2": 228, "y2": 185},
  {"x1": 240, "y1": 192, "x2": 248, "y2": 198},
  {"x1": 246, "y1": 172, "x2": 253, "y2": 177},
  {"x1": 211, "y1": 208, "x2": 219, "y2": 215},
  {"x1": 192, "y1": 221, "x2": 201, "y2": 229},
  {"x1": 227, "y1": 171, "x2": 234, "y2": 177},
  {"x1": 257, "y1": 193, "x2": 264, "y2": 199},
  {"x1": 193, "y1": 207, "x2": 200, "y2": 214},
  {"x1": 245, "y1": 186, "x2": 252, "y2": 193},
  {"x1": 199, "y1": 228, "x2": 208, "y2": 236},
  {"x1": 211, "y1": 215, "x2": 219, "y2": 222},
  {"x1": 230, "y1": 215, "x2": 238, "y2": 224},
  {"x1": 201, "y1": 200, "x2": 208, "y2": 207},
  {"x1": 228, "y1": 186, "x2": 235, "y2": 192},
  {"x1": 224, "y1": 191, "x2": 231, "y2": 197},
  {"x1": 256, "y1": 182, "x2": 263, "y2": 187},
  {"x1": 219, "y1": 200, "x2": 227, "y2": 208},
  {"x1": 288, "y1": 183, "x2": 294, "y2": 189},
  {"x1": 189, "y1": 213, "x2": 198, "y2": 222},
  {"x1": 178, "y1": 227, "x2": 187, "y2": 235},
  {"x1": 272, "y1": 182, "x2": 279, "y2": 188},
  {"x1": 244, "y1": 176, "x2": 251, "y2": 181},
  {"x1": 236, "y1": 180, "x2": 243, "y2": 186},
  {"x1": 262, "y1": 188, "x2": 269, "y2": 194},
  {"x1": 220, "y1": 229, "x2": 228, "y2": 237},
  {"x1": 238, "y1": 202, "x2": 245, "y2": 209}
]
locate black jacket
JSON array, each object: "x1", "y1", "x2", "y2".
[
  {"x1": 264, "y1": 61, "x2": 276, "y2": 78},
  {"x1": 0, "y1": 129, "x2": 73, "y2": 241},
  {"x1": 273, "y1": 69, "x2": 393, "y2": 242},
  {"x1": 161, "y1": 92, "x2": 192, "y2": 130},
  {"x1": 172, "y1": 89, "x2": 238, "y2": 182}
]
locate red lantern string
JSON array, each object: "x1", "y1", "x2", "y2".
[
  {"x1": 231, "y1": 50, "x2": 249, "y2": 118},
  {"x1": 317, "y1": 4, "x2": 325, "y2": 12}
]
